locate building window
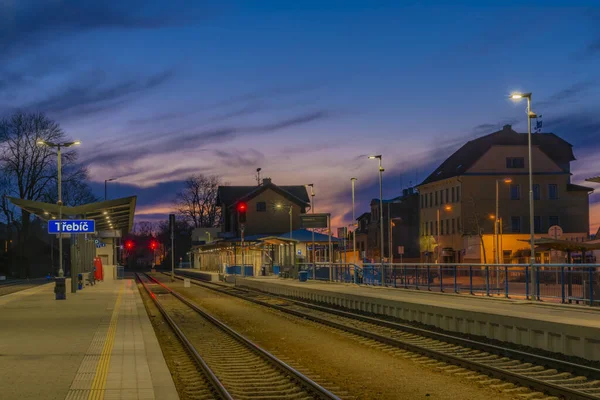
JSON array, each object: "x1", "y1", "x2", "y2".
[
  {"x1": 440, "y1": 190, "x2": 444, "y2": 204},
  {"x1": 533, "y1": 184, "x2": 540, "y2": 200},
  {"x1": 256, "y1": 202, "x2": 267, "y2": 212},
  {"x1": 429, "y1": 193, "x2": 432, "y2": 207},
  {"x1": 511, "y1": 216, "x2": 521, "y2": 233},
  {"x1": 421, "y1": 194, "x2": 425, "y2": 209},
  {"x1": 435, "y1": 221, "x2": 438, "y2": 235},
  {"x1": 549, "y1": 216, "x2": 560, "y2": 227},
  {"x1": 429, "y1": 221, "x2": 433, "y2": 236},
  {"x1": 534, "y1": 216, "x2": 541, "y2": 233},
  {"x1": 506, "y1": 157, "x2": 525, "y2": 168},
  {"x1": 445, "y1": 188, "x2": 449, "y2": 204},
  {"x1": 440, "y1": 220, "x2": 444, "y2": 235},
  {"x1": 548, "y1": 184, "x2": 558, "y2": 200},
  {"x1": 451, "y1": 187, "x2": 455, "y2": 203},
  {"x1": 457, "y1": 217, "x2": 461, "y2": 232},
  {"x1": 435, "y1": 191, "x2": 439, "y2": 206},
  {"x1": 456, "y1": 186, "x2": 461, "y2": 202},
  {"x1": 452, "y1": 218, "x2": 456, "y2": 234},
  {"x1": 445, "y1": 219, "x2": 449, "y2": 236},
  {"x1": 510, "y1": 184, "x2": 520, "y2": 200}
]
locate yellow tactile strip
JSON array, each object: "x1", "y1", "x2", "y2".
[{"x1": 65, "y1": 283, "x2": 124, "y2": 400}]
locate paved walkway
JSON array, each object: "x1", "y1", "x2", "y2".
[{"x1": 0, "y1": 278, "x2": 178, "y2": 400}]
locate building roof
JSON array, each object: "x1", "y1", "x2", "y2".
[
  {"x1": 7, "y1": 196, "x2": 137, "y2": 233},
  {"x1": 567, "y1": 183, "x2": 594, "y2": 192},
  {"x1": 217, "y1": 182, "x2": 310, "y2": 208},
  {"x1": 586, "y1": 176, "x2": 600, "y2": 183},
  {"x1": 357, "y1": 212, "x2": 371, "y2": 221},
  {"x1": 420, "y1": 125, "x2": 575, "y2": 186}
]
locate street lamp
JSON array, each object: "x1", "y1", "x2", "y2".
[
  {"x1": 510, "y1": 91, "x2": 537, "y2": 298},
  {"x1": 36, "y1": 139, "x2": 81, "y2": 278},
  {"x1": 105, "y1": 177, "x2": 117, "y2": 201},
  {"x1": 495, "y1": 178, "x2": 512, "y2": 264},
  {"x1": 351, "y1": 178, "x2": 357, "y2": 263},
  {"x1": 305, "y1": 184, "x2": 316, "y2": 276},
  {"x1": 368, "y1": 155, "x2": 384, "y2": 265},
  {"x1": 437, "y1": 205, "x2": 452, "y2": 263}
]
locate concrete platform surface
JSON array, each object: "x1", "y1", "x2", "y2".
[
  {"x1": 235, "y1": 276, "x2": 600, "y2": 361},
  {"x1": 0, "y1": 278, "x2": 179, "y2": 400}
]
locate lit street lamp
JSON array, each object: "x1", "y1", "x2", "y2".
[
  {"x1": 105, "y1": 177, "x2": 117, "y2": 201},
  {"x1": 495, "y1": 178, "x2": 512, "y2": 264},
  {"x1": 275, "y1": 203, "x2": 293, "y2": 240},
  {"x1": 368, "y1": 155, "x2": 384, "y2": 265},
  {"x1": 510, "y1": 92, "x2": 537, "y2": 299},
  {"x1": 36, "y1": 139, "x2": 81, "y2": 279},
  {"x1": 305, "y1": 184, "x2": 316, "y2": 278},
  {"x1": 351, "y1": 178, "x2": 357, "y2": 263},
  {"x1": 437, "y1": 205, "x2": 452, "y2": 263}
]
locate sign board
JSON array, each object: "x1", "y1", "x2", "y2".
[
  {"x1": 397, "y1": 245, "x2": 405, "y2": 255},
  {"x1": 297, "y1": 249, "x2": 302, "y2": 255},
  {"x1": 300, "y1": 213, "x2": 330, "y2": 229},
  {"x1": 548, "y1": 225, "x2": 563, "y2": 239},
  {"x1": 48, "y1": 220, "x2": 95, "y2": 234}
]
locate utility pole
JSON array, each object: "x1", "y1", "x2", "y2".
[{"x1": 170, "y1": 214, "x2": 175, "y2": 281}]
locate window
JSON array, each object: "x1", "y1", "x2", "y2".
[
  {"x1": 548, "y1": 184, "x2": 558, "y2": 200},
  {"x1": 510, "y1": 184, "x2": 520, "y2": 200},
  {"x1": 435, "y1": 191, "x2": 439, "y2": 206},
  {"x1": 534, "y1": 216, "x2": 541, "y2": 233},
  {"x1": 451, "y1": 187, "x2": 455, "y2": 203},
  {"x1": 430, "y1": 221, "x2": 433, "y2": 236},
  {"x1": 445, "y1": 188, "x2": 449, "y2": 204},
  {"x1": 256, "y1": 202, "x2": 266, "y2": 212},
  {"x1": 533, "y1": 184, "x2": 540, "y2": 200},
  {"x1": 440, "y1": 220, "x2": 444, "y2": 235},
  {"x1": 435, "y1": 221, "x2": 438, "y2": 235},
  {"x1": 429, "y1": 193, "x2": 433, "y2": 207},
  {"x1": 511, "y1": 216, "x2": 521, "y2": 233},
  {"x1": 457, "y1": 217, "x2": 461, "y2": 232},
  {"x1": 456, "y1": 186, "x2": 461, "y2": 202},
  {"x1": 549, "y1": 216, "x2": 560, "y2": 227},
  {"x1": 506, "y1": 157, "x2": 525, "y2": 168},
  {"x1": 452, "y1": 218, "x2": 456, "y2": 234},
  {"x1": 440, "y1": 190, "x2": 444, "y2": 204},
  {"x1": 446, "y1": 219, "x2": 449, "y2": 236}
]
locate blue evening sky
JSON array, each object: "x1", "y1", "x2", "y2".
[{"x1": 1, "y1": 1, "x2": 599, "y2": 231}]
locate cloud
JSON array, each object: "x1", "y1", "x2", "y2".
[
  {"x1": 214, "y1": 149, "x2": 265, "y2": 168},
  {"x1": 537, "y1": 81, "x2": 597, "y2": 108},
  {"x1": 0, "y1": 1, "x2": 206, "y2": 57},
  {"x1": 25, "y1": 69, "x2": 175, "y2": 117}
]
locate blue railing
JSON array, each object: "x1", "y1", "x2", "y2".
[{"x1": 295, "y1": 263, "x2": 600, "y2": 306}]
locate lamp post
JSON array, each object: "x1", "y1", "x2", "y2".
[
  {"x1": 495, "y1": 178, "x2": 512, "y2": 264},
  {"x1": 275, "y1": 203, "x2": 293, "y2": 240},
  {"x1": 368, "y1": 155, "x2": 384, "y2": 265},
  {"x1": 306, "y1": 184, "x2": 315, "y2": 278},
  {"x1": 351, "y1": 178, "x2": 357, "y2": 263},
  {"x1": 36, "y1": 139, "x2": 81, "y2": 278},
  {"x1": 105, "y1": 177, "x2": 117, "y2": 200},
  {"x1": 510, "y1": 92, "x2": 537, "y2": 299},
  {"x1": 436, "y1": 205, "x2": 452, "y2": 263}
]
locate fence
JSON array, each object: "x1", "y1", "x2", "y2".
[{"x1": 297, "y1": 262, "x2": 600, "y2": 306}]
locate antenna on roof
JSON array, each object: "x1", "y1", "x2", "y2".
[{"x1": 256, "y1": 168, "x2": 262, "y2": 186}]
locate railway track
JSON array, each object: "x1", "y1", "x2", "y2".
[
  {"x1": 136, "y1": 273, "x2": 341, "y2": 400},
  {"x1": 0, "y1": 279, "x2": 47, "y2": 296},
  {"x1": 171, "y1": 271, "x2": 600, "y2": 400}
]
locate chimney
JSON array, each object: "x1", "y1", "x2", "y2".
[
  {"x1": 262, "y1": 178, "x2": 272, "y2": 185},
  {"x1": 503, "y1": 124, "x2": 512, "y2": 131}
]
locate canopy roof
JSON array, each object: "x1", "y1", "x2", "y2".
[
  {"x1": 8, "y1": 196, "x2": 137, "y2": 233},
  {"x1": 518, "y1": 237, "x2": 600, "y2": 251}
]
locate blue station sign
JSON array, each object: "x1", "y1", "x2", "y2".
[{"x1": 48, "y1": 220, "x2": 96, "y2": 234}]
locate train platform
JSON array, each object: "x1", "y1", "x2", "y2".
[
  {"x1": 0, "y1": 278, "x2": 178, "y2": 400},
  {"x1": 226, "y1": 274, "x2": 600, "y2": 362}
]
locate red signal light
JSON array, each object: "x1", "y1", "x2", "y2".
[
  {"x1": 149, "y1": 240, "x2": 158, "y2": 250},
  {"x1": 125, "y1": 240, "x2": 134, "y2": 250},
  {"x1": 237, "y1": 202, "x2": 247, "y2": 212}
]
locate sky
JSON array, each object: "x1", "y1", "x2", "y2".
[{"x1": 1, "y1": 0, "x2": 600, "y2": 234}]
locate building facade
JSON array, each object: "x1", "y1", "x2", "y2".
[{"x1": 417, "y1": 125, "x2": 593, "y2": 263}]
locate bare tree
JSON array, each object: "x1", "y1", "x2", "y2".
[
  {"x1": 464, "y1": 195, "x2": 491, "y2": 263},
  {"x1": 174, "y1": 174, "x2": 221, "y2": 228},
  {"x1": 133, "y1": 221, "x2": 156, "y2": 237},
  {"x1": 0, "y1": 111, "x2": 88, "y2": 277}
]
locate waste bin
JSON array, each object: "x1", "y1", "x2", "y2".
[
  {"x1": 298, "y1": 271, "x2": 308, "y2": 282},
  {"x1": 54, "y1": 277, "x2": 66, "y2": 300},
  {"x1": 77, "y1": 273, "x2": 84, "y2": 290}
]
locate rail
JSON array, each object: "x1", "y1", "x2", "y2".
[
  {"x1": 298, "y1": 262, "x2": 600, "y2": 306},
  {"x1": 173, "y1": 271, "x2": 600, "y2": 400}
]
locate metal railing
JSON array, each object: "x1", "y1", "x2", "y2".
[{"x1": 295, "y1": 262, "x2": 600, "y2": 306}]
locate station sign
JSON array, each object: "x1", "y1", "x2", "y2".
[
  {"x1": 48, "y1": 220, "x2": 96, "y2": 234},
  {"x1": 300, "y1": 213, "x2": 330, "y2": 229}
]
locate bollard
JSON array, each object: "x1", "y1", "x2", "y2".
[{"x1": 54, "y1": 277, "x2": 66, "y2": 300}]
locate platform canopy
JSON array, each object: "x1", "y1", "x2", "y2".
[
  {"x1": 8, "y1": 196, "x2": 137, "y2": 233},
  {"x1": 518, "y1": 237, "x2": 600, "y2": 252}
]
